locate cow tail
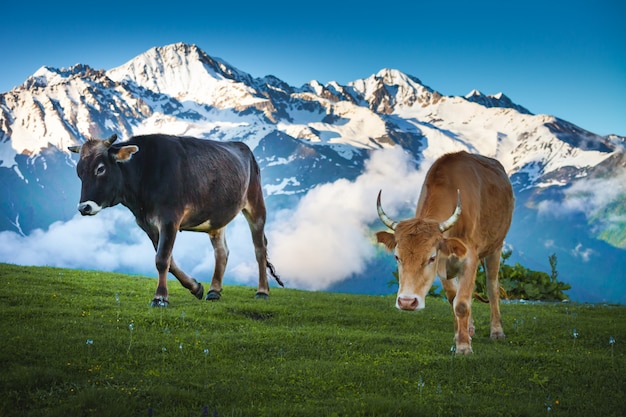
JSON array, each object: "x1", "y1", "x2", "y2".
[
  {"x1": 267, "y1": 258, "x2": 284, "y2": 288},
  {"x1": 473, "y1": 286, "x2": 508, "y2": 303},
  {"x1": 473, "y1": 292, "x2": 489, "y2": 303},
  {"x1": 264, "y1": 234, "x2": 284, "y2": 287}
]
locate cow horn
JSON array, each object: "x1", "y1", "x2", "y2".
[
  {"x1": 439, "y1": 189, "x2": 462, "y2": 233},
  {"x1": 103, "y1": 134, "x2": 118, "y2": 148},
  {"x1": 377, "y1": 190, "x2": 398, "y2": 231}
]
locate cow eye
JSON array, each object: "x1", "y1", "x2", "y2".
[{"x1": 95, "y1": 163, "x2": 106, "y2": 176}]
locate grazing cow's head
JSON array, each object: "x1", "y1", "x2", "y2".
[
  {"x1": 68, "y1": 134, "x2": 139, "y2": 216},
  {"x1": 376, "y1": 190, "x2": 466, "y2": 311}
]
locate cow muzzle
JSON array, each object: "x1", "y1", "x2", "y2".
[
  {"x1": 396, "y1": 295, "x2": 425, "y2": 311},
  {"x1": 78, "y1": 201, "x2": 103, "y2": 216}
]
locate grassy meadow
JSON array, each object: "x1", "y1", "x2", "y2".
[{"x1": 0, "y1": 263, "x2": 625, "y2": 416}]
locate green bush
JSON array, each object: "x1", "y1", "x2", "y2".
[{"x1": 475, "y1": 251, "x2": 571, "y2": 301}]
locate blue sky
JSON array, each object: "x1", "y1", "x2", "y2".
[{"x1": 2, "y1": 0, "x2": 624, "y2": 136}]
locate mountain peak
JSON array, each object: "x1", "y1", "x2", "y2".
[
  {"x1": 347, "y1": 68, "x2": 441, "y2": 113},
  {"x1": 106, "y1": 42, "x2": 257, "y2": 106},
  {"x1": 465, "y1": 89, "x2": 531, "y2": 114},
  {"x1": 23, "y1": 64, "x2": 103, "y2": 89},
  {"x1": 374, "y1": 68, "x2": 425, "y2": 88}
]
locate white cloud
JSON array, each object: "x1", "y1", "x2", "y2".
[
  {"x1": 266, "y1": 147, "x2": 429, "y2": 290},
  {"x1": 0, "y1": 147, "x2": 429, "y2": 292},
  {"x1": 571, "y1": 243, "x2": 594, "y2": 262},
  {"x1": 537, "y1": 168, "x2": 626, "y2": 220},
  {"x1": 0, "y1": 208, "x2": 154, "y2": 272},
  {"x1": 0, "y1": 206, "x2": 258, "y2": 284}
]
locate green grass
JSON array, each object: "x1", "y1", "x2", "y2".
[{"x1": 1, "y1": 263, "x2": 625, "y2": 417}]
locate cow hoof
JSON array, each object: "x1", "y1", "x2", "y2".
[
  {"x1": 455, "y1": 344, "x2": 473, "y2": 355},
  {"x1": 255, "y1": 292, "x2": 269, "y2": 300},
  {"x1": 205, "y1": 289, "x2": 221, "y2": 301},
  {"x1": 193, "y1": 283, "x2": 205, "y2": 300},
  {"x1": 491, "y1": 330, "x2": 506, "y2": 340},
  {"x1": 151, "y1": 296, "x2": 169, "y2": 308}
]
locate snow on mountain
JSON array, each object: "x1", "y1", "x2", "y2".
[
  {"x1": 107, "y1": 43, "x2": 265, "y2": 110},
  {"x1": 397, "y1": 97, "x2": 611, "y2": 185},
  {"x1": 0, "y1": 63, "x2": 152, "y2": 169}
]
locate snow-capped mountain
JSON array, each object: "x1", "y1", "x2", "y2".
[{"x1": 1, "y1": 43, "x2": 624, "y2": 303}]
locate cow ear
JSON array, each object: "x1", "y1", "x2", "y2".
[
  {"x1": 439, "y1": 237, "x2": 467, "y2": 258},
  {"x1": 111, "y1": 145, "x2": 139, "y2": 163},
  {"x1": 376, "y1": 231, "x2": 397, "y2": 252}
]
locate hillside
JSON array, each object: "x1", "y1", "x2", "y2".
[{"x1": 1, "y1": 263, "x2": 625, "y2": 416}]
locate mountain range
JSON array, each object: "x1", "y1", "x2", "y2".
[{"x1": 1, "y1": 42, "x2": 624, "y2": 303}]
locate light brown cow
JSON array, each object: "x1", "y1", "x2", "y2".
[{"x1": 376, "y1": 151, "x2": 514, "y2": 354}]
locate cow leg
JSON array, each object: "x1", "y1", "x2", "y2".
[
  {"x1": 484, "y1": 248, "x2": 505, "y2": 339},
  {"x1": 136, "y1": 222, "x2": 169, "y2": 307},
  {"x1": 169, "y1": 258, "x2": 204, "y2": 300},
  {"x1": 151, "y1": 221, "x2": 179, "y2": 307},
  {"x1": 442, "y1": 275, "x2": 475, "y2": 346},
  {"x1": 139, "y1": 221, "x2": 204, "y2": 301},
  {"x1": 242, "y1": 207, "x2": 270, "y2": 299},
  {"x1": 440, "y1": 277, "x2": 459, "y2": 335},
  {"x1": 441, "y1": 277, "x2": 458, "y2": 304},
  {"x1": 206, "y1": 228, "x2": 229, "y2": 300},
  {"x1": 453, "y1": 254, "x2": 478, "y2": 355}
]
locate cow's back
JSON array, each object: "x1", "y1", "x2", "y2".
[
  {"x1": 417, "y1": 151, "x2": 514, "y2": 257},
  {"x1": 115, "y1": 134, "x2": 256, "y2": 229},
  {"x1": 124, "y1": 134, "x2": 250, "y2": 186}
]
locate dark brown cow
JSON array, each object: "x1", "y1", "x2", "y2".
[
  {"x1": 69, "y1": 134, "x2": 283, "y2": 307},
  {"x1": 376, "y1": 151, "x2": 514, "y2": 354}
]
